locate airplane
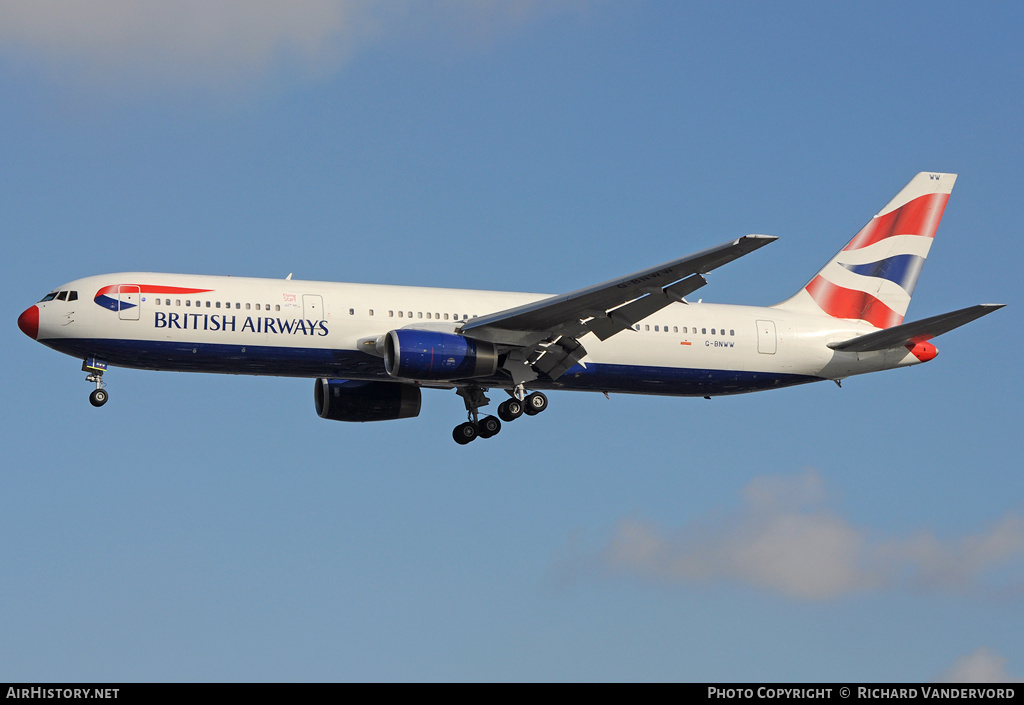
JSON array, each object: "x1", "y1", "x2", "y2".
[{"x1": 17, "y1": 172, "x2": 1003, "y2": 444}]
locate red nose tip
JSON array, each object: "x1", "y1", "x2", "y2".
[{"x1": 18, "y1": 305, "x2": 39, "y2": 340}]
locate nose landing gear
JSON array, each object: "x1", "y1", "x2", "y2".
[{"x1": 83, "y1": 358, "x2": 108, "y2": 407}]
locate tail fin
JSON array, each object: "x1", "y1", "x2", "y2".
[{"x1": 774, "y1": 172, "x2": 957, "y2": 329}]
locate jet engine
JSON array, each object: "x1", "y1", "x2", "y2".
[
  {"x1": 314, "y1": 379, "x2": 421, "y2": 422},
  {"x1": 382, "y1": 330, "x2": 498, "y2": 381}
]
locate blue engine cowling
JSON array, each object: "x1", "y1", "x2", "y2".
[
  {"x1": 383, "y1": 330, "x2": 498, "y2": 381},
  {"x1": 314, "y1": 379, "x2": 421, "y2": 422}
]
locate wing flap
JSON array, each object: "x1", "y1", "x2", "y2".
[{"x1": 585, "y1": 273, "x2": 707, "y2": 341}]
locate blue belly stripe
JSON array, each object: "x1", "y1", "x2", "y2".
[{"x1": 40, "y1": 337, "x2": 821, "y2": 397}]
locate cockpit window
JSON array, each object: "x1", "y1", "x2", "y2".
[
  {"x1": 67, "y1": 291, "x2": 78, "y2": 301},
  {"x1": 56, "y1": 291, "x2": 68, "y2": 301},
  {"x1": 40, "y1": 292, "x2": 58, "y2": 302}
]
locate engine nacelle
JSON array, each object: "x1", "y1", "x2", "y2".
[
  {"x1": 383, "y1": 330, "x2": 498, "y2": 381},
  {"x1": 314, "y1": 379, "x2": 421, "y2": 422}
]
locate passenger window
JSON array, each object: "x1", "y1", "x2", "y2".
[
  {"x1": 255, "y1": 304, "x2": 260, "y2": 311},
  {"x1": 730, "y1": 329, "x2": 735, "y2": 336},
  {"x1": 654, "y1": 325, "x2": 659, "y2": 332},
  {"x1": 186, "y1": 300, "x2": 191, "y2": 307},
  {"x1": 349, "y1": 308, "x2": 354, "y2": 315},
  {"x1": 645, "y1": 325, "x2": 650, "y2": 331},
  {"x1": 444, "y1": 313, "x2": 449, "y2": 320},
  {"x1": 176, "y1": 299, "x2": 181, "y2": 307},
  {"x1": 634, "y1": 325, "x2": 640, "y2": 331},
  {"x1": 418, "y1": 312, "x2": 423, "y2": 319},
  {"x1": 275, "y1": 305, "x2": 280, "y2": 311},
  {"x1": 408, "y1": 312, "x2": 413, "y2": 318},
  {"x1": 398, "y1": 311, "x2": 404, "y2": 318},
  {"x1": 673, "y1": 326, "x2": 678, "y2": 333},
  {"x1": 215, "y1": 301, "x2": 221, "y2": 308},
  {"x1": 369, "y1": 309, "x2": 374, "y2": 316},
  {"x1": 206, "y1": 301, "x2": 211, "y2": 308},
  {"x1": 389, "y1": 311, "x2": 394, "y2": 317},
  {"x1": 246, "y1": 303, "x2": 251, "y2": 310},
  {"x1": 426, "y1": 312, "x2": 432, "y2": 319},
  {"x1": 702, "y1": 328, "x2": 706, "y2": 334}
]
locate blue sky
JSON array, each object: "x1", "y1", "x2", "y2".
[{"x1": 2, "y1": 1, "x2": 1021, "y2": 682}]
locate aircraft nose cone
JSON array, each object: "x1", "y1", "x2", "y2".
[{"x1": 18, "y1": 305, "x2": 39, "y2": 340}]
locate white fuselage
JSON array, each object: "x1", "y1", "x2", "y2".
[{"x1": 27, "y1": 272, "x2": 926, "y2": 397}]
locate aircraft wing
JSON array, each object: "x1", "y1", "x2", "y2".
[
  {"x1": 462, "y1": 235, "x2": 777, "y2": 347},
  {"x1": 827, "y1": 304, "x2": 1005, "y2": 352},
  {"x1": 459, "y1": 234, "x2": 777, "y2": 383}
]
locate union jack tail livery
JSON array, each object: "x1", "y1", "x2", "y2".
[{"x1": 774, "y1": 172, "x2": 956, "y2": 329}]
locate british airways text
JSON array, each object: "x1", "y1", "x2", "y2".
[{"x1": 154, "y1": 312, "x2": 329, "y2": 336}]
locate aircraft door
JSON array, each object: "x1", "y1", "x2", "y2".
[
  {"x1": 756, "y1": 320, "x2": 777, "y2": 354},
  {"x1": 303, "y1": 294, "x2": 324, "y2": 321},
  {"x1": 118, "y1": 285, "x2": 141, "y2": 321}
]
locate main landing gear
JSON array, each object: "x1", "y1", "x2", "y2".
[
  {"x1": 83, "y1": 358, "x2": 109, "y2": 407},
  {"x1": 451, "y1": 384, "x2": 548, "y2": 445}
]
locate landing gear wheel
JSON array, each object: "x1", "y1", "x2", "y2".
[
  {"x1": 477, "y1": 415, "x2": 501, "y2": 438},
  {"x1": 453, "y1": 421, "x2": 478, "y2": 445},
  {"x1": 523, "y1": 391, "x2": 548, "y2": 416},
  {"x1": 89, "y1": 389, "x2": 109, "y2": 407},
  {"x1": 497, "y1": 399, "x2": 523, "y2": 422}
]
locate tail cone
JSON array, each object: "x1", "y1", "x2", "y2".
[{"x1": 906, "y1": 341, "x2": 938, "y2": 362}]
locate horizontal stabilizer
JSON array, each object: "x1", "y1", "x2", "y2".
[{"x1": 827, "y1": 304, "x2": 1004, "y2": 352}]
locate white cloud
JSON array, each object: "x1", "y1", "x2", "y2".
[
  {"x1": 878, "y1": 514, "x2": 1024, "y2": 594},
  {"x1": 0, "y1": 0, "x2": 363, "y2": 87},
  {"x1": 937, "y1": 648, "x2": 1023, "y2": 683},
  {"x1": 567, "y1": 469, "x2": 1024, "y2": 600},
  {"x1": 0, "y1": 0, "x2": 577, "y2": 88}
]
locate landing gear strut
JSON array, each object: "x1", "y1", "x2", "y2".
[
  {"x1": 453, "y1": 385, "x2": 501, "y2": 445},
  {"x1": 451, "y1": 384, "x2": 548, "y2": 445},
  {"x1": 83, "y1": 358, "x2": 108, "y2": 407}
]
